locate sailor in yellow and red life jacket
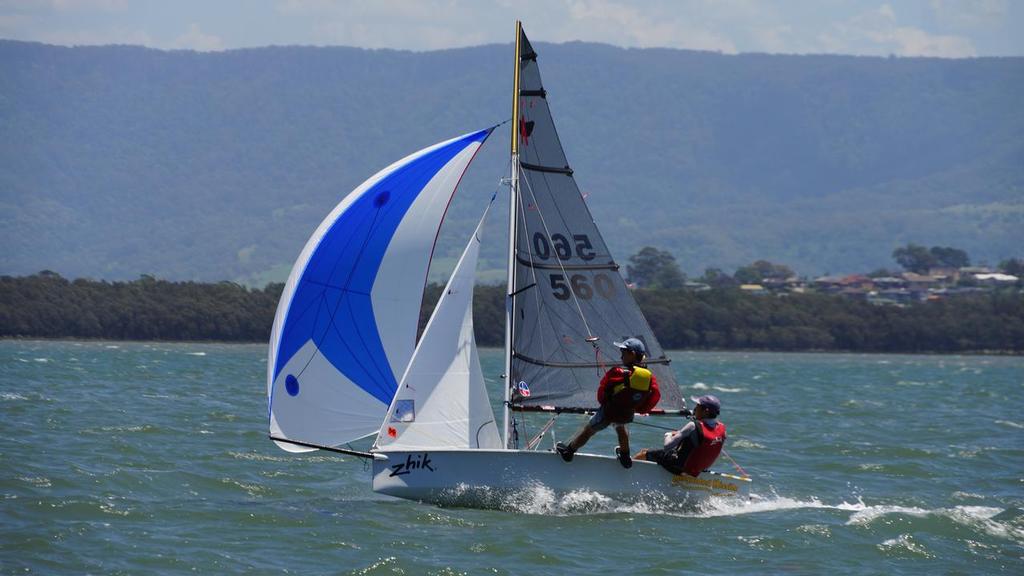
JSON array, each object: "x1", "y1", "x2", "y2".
[
  {"x1": 634, "y1": 395, "x2": 726, "y2": 477},
  {"x1": 556, "y1": 337, "x2": 661, "y2": 469}
]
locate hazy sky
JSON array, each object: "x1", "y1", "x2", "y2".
[{"x1": 1, "y1": 0, "x2": 1021, "y2": 57}]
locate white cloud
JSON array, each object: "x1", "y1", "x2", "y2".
[
  {"x1": 821, "y1": 2, "x2": 977, "y2": 57},
  {"x1": 284, "y1": 0, "x2": 491, "y2": 50},
  {"x1": 560, "y1": 0, "x2": 738, "y2": 52},
  {"x1": 2, "y1": 0, "x2": 1010, "y2": 56},
  {"x1": 747, "y1": 24, "x2": 793, "y2": 53},
  {"x1": 929, "y1": 0, "x2": 1008, "y2": 29},
  {"x1": 48, "y1": 0, "x2": 130, "y2": 12},
  {"x1": 886, "y1": 26, "x2": 976, "y2": 57},
  {"x1": 173, "y1": 22, "x2": 224, "y2": 51},
  {"x1": 33, "y1": 26, "x2": 154, "y2": 46}
]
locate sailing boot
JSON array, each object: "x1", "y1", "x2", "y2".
[
  {"x1": 615, "y1": 446, "x2": 632, "y2": 469},
  {"x1": 555, "y1": 442, "x2": 575, "y2": 462},
  {"x1": 614, "y1": 425, "x2": 632, "y2": 468}
]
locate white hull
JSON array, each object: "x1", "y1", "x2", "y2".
[{"x1": 371, "y1": 449, "x2": 748, "y2": 509}]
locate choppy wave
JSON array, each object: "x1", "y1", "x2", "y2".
[
  {"x1": 846, "y1": 504, "x2": 1024, "y2": 541},
  {"x1": 484, "y1": 486, "x2": 1023, "y2": 544},
  {"x1": 729, "y1": 438, "x2": 765, "y2": 450},
  {"x1": 994, "y1": 419, "x2": 1023, "y2": 429},
  {"x1": 877, "y1": 533, "x2": 933, "y2": 557}
]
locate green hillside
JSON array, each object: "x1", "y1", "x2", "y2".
[{"x1": 1, "y1": 40, "x2": 1021, "y2": 283}]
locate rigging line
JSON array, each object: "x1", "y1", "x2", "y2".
[
  {"x1": 721, "y1": 448, "x2": 749, "y2": 478},
  {"x1": 514, "y1": 171, "x2": 550, "y2": 364},
  {"x1": 526, "y1": 415, "x2": 558, "y2": 450},
  {"x1": 517, "y1": 162, "x2": 595, "y2": 338},
  {"x1": 632, "y1": 420, "x2": 680, "y2": 432},
  {"x1": 291, "y1": 295, "x2": 329, "y2": 382},
  {"x1": 525, "y1": 170, "x2": 617, "y2": 372},
  {"x1": 268, "y1": 435, "x2": 381, "y2": 460},
  {"x1": 525, "y1": 295, "x2": 595, "y2": 373}
]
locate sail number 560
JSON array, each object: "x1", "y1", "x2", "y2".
[
  {"x1": 549, "y1": 273, "x2": 615, "y2": 300},
  {"x1": 533, "y1": 233, "x2": 595, "y2": 261}
]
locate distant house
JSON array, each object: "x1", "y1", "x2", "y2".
[
  {"x1": 974, "y1": 273, "x2": 1019, "y2": 285},
  {"x1": 813, "y1": 275, "x2": 845, "y2": 294},
  {"x1": 869, "y1": 288, "x2": 915, "y2": 306},
  {"x1": 813, "y1": 274, "x2": 873, "y2": 297},
  {"x1": 762, "y1": 276, "x2": 805, "y2": 293},
  {"x1": 838, "y1": 274, "x2": 874, "y2": 291},
  {"x1": 739, "y1": 284, "x2": 768, "y2": 295},
  {"x1": 927, "y1": 267, "x2": 960, "y2": 284},
  {"x1": 872, "y1": 276, "x2": 906, "y2": 290},
  {"x1": 897, "y1": 272, "x2": 941, "y2": 300},
  {"x1": 683, "y1": 281, "x2": 711, "y2": 292}
]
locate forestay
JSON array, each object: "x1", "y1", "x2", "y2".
[
  {"x1": 373, "y1": 204, "x2": 502, "y2": 451},
  {"x1": 267, "y1": 128, "x2": 492, "y2": 452},
  {"x1": 509, "y1": 28, "x2": 682, "y2": 412}
]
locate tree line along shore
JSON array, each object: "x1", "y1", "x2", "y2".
[{"x1": 2, "y1": 271, "x2": 1021, "y2": 354}]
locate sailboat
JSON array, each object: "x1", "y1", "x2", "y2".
[{"x1": 267, "y1": 22, "x2": 751, "y2": 507}]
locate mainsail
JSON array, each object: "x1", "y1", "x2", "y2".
[
  {"x1": 267, "y1": 128, "x2": 492, "y2": 451},
  {"x1": 508, "y1": 27, "x2": 682, "y2": 412}
]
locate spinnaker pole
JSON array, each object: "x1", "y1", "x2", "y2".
[{"x1": 503, "y1": 20, "x2": 523, "y2": 449}]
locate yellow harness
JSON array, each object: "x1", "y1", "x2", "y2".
[{"x1": 611, "y1": 366, "x2": 652, "y2": 396}]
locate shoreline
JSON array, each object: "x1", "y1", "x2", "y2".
[{"x1": 3, "y1": 336, "x2": 1020, "y2": 357}]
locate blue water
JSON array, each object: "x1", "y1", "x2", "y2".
[{"x1": 1, "y1": 341, "x2": 1021, "y2": 574}]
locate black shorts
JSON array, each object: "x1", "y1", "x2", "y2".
[{"x1": 643, "y1": 448, "x2": 685, "y2": 474}]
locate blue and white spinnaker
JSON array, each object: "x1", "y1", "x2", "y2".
[{"x1": 267, "y1": 128, "x2": 492, "y2": 452}]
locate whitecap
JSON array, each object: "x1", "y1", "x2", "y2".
[
  {"x1": 845, "y1": 503, "x2": 930, "y2": 524},
  {"x1": 878, "y1": 534, "x2": 933, "y2": 557},
  {"x1": 796, "y1": 524, "x2": 832, "y2": 537},
  {"x1": 951, "y1": 491, "x2": 985, "y2": 501},
  {"x1": 730, "y1": 439, "x2": 765, "y2": 450},
  {"x1": 1, "y1": 393, "x2": 29, "y2": 401},
  {"x1": 697, "y1": 493, "x2": 846, "y2": 518},
  {"x1": 186, "y1": 352, "x2": 207, "y2": 356},
  {"x1": 712, "y1": 386, "x2": 745, "y2": 393},
  {"x1": 995, "y1": 420, "x2": 1023, "y2": 429},
  {"x1": 691, "y1": 382, "x2": 709, "y2": 390},
  {"x1": 33, "y1": 358, "x2": 49, "y2": 363},
  {"x1": 845, "y1": 503, "x2": 1022, "y2": 541}
]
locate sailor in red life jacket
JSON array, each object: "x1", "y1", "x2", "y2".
[
  {"x1": 634, "y1": 395, "x2": 726, "y2": 477},
  {"x1": 555, "y1": 337, "x2": 661, "y2": 469}
]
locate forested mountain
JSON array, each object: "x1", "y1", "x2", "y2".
[{"x1": 1, "y1": 40, "x2": 1021, "y2": 284}]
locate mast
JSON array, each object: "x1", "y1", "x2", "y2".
[{"x1": 503, "y1": 20, "x2": 522, "y2": 449}]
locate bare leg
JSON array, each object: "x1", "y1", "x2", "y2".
[
  {"x1": 614, "y1": 425, "x2": 632, "y2": 468},
  {"x1": 615, "y1": 425, "x2": 630, "y2": 455},
  {"x1": 634, "y1": 448, "x2": 649, "y2": 460},
  {"x1": 568, "y1": 425, "x2": 596, "y2": 451}
]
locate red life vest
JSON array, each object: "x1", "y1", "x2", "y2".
[
  {"x1": 603, "y1": 366, "x2": 653, "y2": 422},
  {"x1": 681, "y1": 420, "x2": 726, "y2": 477}
]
